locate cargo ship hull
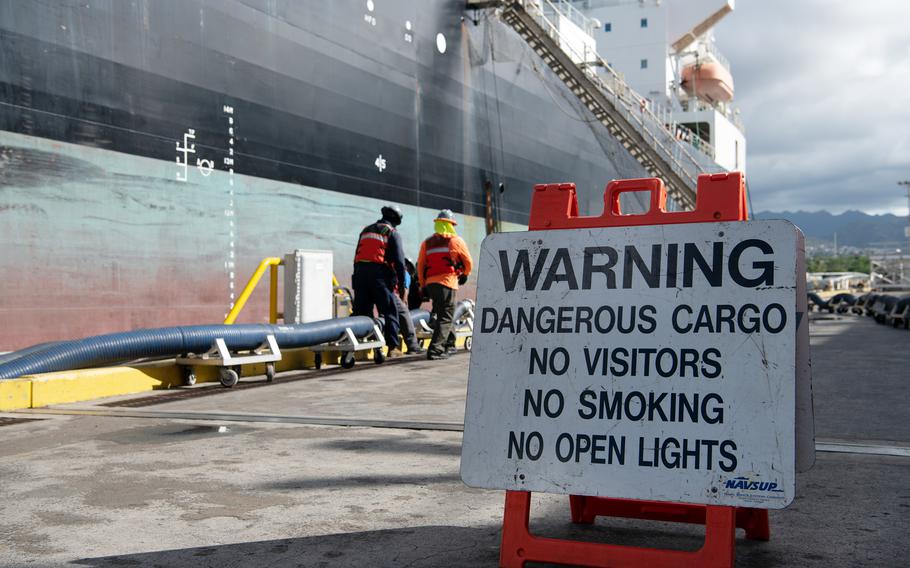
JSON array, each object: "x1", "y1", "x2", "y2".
[{"x1": 0, "y1": 0, "x2": 646, "y2": 349}]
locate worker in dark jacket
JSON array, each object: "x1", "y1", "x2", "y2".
[
  {"x1": 393, "y1": 266, "x2": 423, "y2": 354},
  {"x1": 417, "y1": 209, "x2": 473, "y2": 360},
  {"x1": 405, "y1": 258, "x2": 423, "y2": 310},
  {"x1": 352, "y1": 205, "x2": 407, "y2": 356}
]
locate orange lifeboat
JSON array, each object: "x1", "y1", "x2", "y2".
[{"x1": 681, "y1": 62, "x2": 734, "y2": 103}]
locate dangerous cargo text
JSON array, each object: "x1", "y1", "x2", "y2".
[{"x1": 489, "y1": 239, "x2": 787, "y2": 476}]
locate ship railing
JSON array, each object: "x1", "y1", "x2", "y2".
[
  {"x1": 539, "y1": 0, "x2": 597, "y2": 35},
  {"x1": 704, "y1": 40, "x2": 731, "y2": 73},
  {"x1": 681, "y1": 97, "x2": 747, "y2": 136},
  {"x1": 649, "y1": 100, "x2": 718, "y2": 162},
  {"x1": 685, "y1": 133, "x2": 716, "y2": 161},
  {"x1": 521, "y1": 0, "x2": 707, "y2": 187}
]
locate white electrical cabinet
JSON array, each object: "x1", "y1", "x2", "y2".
[{"x1": 283, "y1": 250, "x2": 333, "y2": 324}]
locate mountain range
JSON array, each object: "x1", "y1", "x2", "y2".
[{"x1": 754, "y1": 210, "x2": 908, "y2": 249}]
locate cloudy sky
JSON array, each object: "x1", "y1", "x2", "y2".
[{"x1": 714, "y1": 0, "x2": 910, "y2": 214}]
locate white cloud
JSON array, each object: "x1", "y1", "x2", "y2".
[{"x1": 715, "y1": 0, "x2": 910, "y2": 213}]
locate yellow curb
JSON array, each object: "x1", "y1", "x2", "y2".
[
  {"x1": 28, "y1": 363, "x2": 185, "y2": 408},
  {"x1": 0, "y1": 334, "x2": 469, "y2": 411},
  {"x1": 0, "y1": 379, "x2": 32, "y2": 411}
]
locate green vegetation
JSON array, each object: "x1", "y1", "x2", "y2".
[{"x1": 806, "y1": 255, "x2": 870, "y2": 273}]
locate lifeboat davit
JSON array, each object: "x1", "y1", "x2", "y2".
[{"x1": 681, "y1": 62, "x2": 734, "y2": 103}]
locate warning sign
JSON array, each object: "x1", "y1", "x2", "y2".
[{"x1": 460, "y1": 220, "x2": 801, "y2": 508}]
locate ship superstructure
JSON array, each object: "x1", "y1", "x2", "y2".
[{"x1": 579, "y1": 0, "x2": 746, "y2": 172}]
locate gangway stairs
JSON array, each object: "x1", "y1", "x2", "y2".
[{"x1": 468, "y1": 0, "x2": 705, "y2": 208}]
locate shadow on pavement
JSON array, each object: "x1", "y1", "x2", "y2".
[
  {"x1": 69, "y1": 482, "x2": 903, "y2": 568},
  {"x1": 74, "y1": 526, "x2": 500, "y2": 568},
  {"x1": 260, "y1": 472, "x2": 463, "y2": 491},
  {"x1": 69, "y1": 520, "x2": 797, "y2": 568},
  {"x1": 314, "y1": 435, "x2": 463, "y2": 457}
]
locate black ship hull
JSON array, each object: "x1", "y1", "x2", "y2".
[{"x1": 0, "y1": 0, "x2": 646, "y2": 349}]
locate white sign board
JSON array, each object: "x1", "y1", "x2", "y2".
[{"x1": 461, "y1": 220, "x2": 801, "y2": 509}]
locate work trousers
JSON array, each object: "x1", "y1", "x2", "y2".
[
  {"x1": 425, "y1": 283, "x2": 456, "y2": 356},
  {"x1": 394, "y1": 293, "x2": 418, "y2": 349},
  {"x1": 352, "y1": 263, "x2": 400, "y2": 350}
]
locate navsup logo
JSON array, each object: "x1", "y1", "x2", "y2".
[{"x1": 723, "y1": 476, "x2": 784, "y2": 493}]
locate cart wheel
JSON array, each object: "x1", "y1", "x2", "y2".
[
  {"x1": 373, "y1": 347, "x2": 386, "y2": 364},
  {"x1": 314, "y1": 353, "x2": 322, "y2": 370},
  {"x1": 341, "y1": 352, "x2": 356, "y2": 369},
  {"x1": 265, "y1": 363, "x2": 275, "y2": 383},
  {"x1": 183, "y1": 368, "x2": 197, "y2": 387},
  {"x1": 464, "y1": 336, "x2": 473, "y2": 352},
  {"x1": 219, "y1": 368, "x2": 240, "y2": 388}
]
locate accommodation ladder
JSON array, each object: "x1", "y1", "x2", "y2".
[{"x1": 468, "y1": 0, "x2": 707, "y2": 208}]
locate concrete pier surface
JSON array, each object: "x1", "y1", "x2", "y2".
[{"x1": 1, "y1": 315, "x2": 908, "y2": 567}]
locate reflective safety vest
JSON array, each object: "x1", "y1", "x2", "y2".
[
  {"x1": 423, "y1": 234, "x2": 457, "y2": 279},
  {"x1": 354, "y1": 221, "x2": 395, "y2": 264}
]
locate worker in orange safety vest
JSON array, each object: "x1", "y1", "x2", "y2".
[
  {"x1": 417, "y1": 209, "x2": 473, "y2": 360},
  {"x1": 353, "y1": 205, "x2": 408, "y2": 355}
]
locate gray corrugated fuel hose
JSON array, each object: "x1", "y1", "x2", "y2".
[
  {"x1": 0, "y1": 310, "x2": 430, "y2": 380},
  {"x1": 0, "y1": 341, "x2": 60, "y2": 366}
]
